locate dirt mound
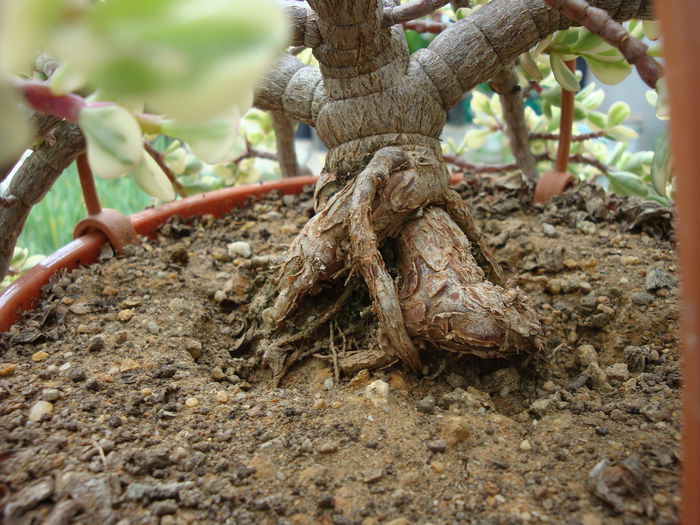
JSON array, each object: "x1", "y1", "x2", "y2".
[{"x1": 0, "y1": 181, "x2": 680, "y2": 524}]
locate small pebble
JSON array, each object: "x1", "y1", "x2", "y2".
[
  {"x1": 69, "y1": 369, "x2": 87, "y2": 382},
  {"x1": 426, "y1": 439, "x2": 447, "y2": 453},
  {"x1": 88, "y1": 336, "x2": 104, "y2": 352},
  {"x1": 215, "y1": 391, "x2": 228, "y2": 404},
  {"x1": 227, "y1": 241, "x2": 252, "y2": 258},
  {"x1": 323, "y1": 378, "x2": 334, "y2": 390},
  {"x1": 365, "y1": 380, "x2": 390, "y2": 408},
  {"x1": 0, "y1": 363, "x2": 17, "y2": 376},
  {"x1": 653, "y1": 493, "x2": 669, "y2": 506},
  {"x1": 118, "y1": 309, "x2": 135, "y2": 322},
  {"x1": 519, "y1": 439, "x2": 532, "y2": 451},
  {"x1": 631, "y1": 291, "x2": 654, "y2": 306},
  {"x1": 605, "y1": 363, "x2": 630, "y2": 382},
  {"x1": 430, "y1": 460, "x2": 445, "y2": 473},
  {"x1": 416, "y1": 396, "x2": 436, "y2": 414},
  {"x1": 32, "y1": 351, "x2": 50, "y2": 362},
  {"x1": 29, "y1": 401, "x2": 53, "y2": 422},
  {"x1": 185, "y1": 397, "x2": 199, "y2": 408},
  {"x1": 42, "y1": 388, "x2": 61, "y2": 401}
]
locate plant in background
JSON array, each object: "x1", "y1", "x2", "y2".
[{"x1": 0, "y1": 0, "x2": 288, "y2": 279}]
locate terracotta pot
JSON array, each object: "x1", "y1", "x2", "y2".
[
  {"x1": 0, "y1": 175, "x2": 316, "y2": 333},
  {"x1": 656, "y1": 4, "x2": 700, "y2": 522},
  {"x1": 0, "y1": 172, "x2": 465, "y2": 333}
]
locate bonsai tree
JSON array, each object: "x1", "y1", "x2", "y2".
[{"x1": 0, "y1": 0, "x2": 659, "y2": 379}]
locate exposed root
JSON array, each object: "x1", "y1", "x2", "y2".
[{"x1": 260, "y1": 145, "x2": 541, "y2": 378}]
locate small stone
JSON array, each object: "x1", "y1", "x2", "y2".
[
  {"x1": 118, "y1": 309, "x2": 135, "y2": 322},
  {"x1": 185, "y1": 397, "x2": 199, "y2": 408},
  {"x1": 645, "y1": 269, "x2": 675, "y2": 291},
  {"x1": 215, "y1": 391, "x2": 228, "y2": 404},
  {"x1": 317, "y1": 442, "x2": 338, "y2": 454},
  {"x1": 426, "y1": 439, "x2": 447, "y2": 453},
  {"x1": 69, "y1": 303, "x2": 91, "y2": 315},
  {"x1": 605, "y1": 363, "x2": 630, "y2": 382},
  {"x1": 184, "y1": 339, "x2": 202, "y2": 360},
  {"x1": 108, "y1": 415, "x2": 122, "y2": 428},
  {"x1": 29, "y1": 400, "x2": 53, "y2": 422},
  {"x1": 210, "y1": 367, "x2": 225, "y2": 380},
  {"x1": 141, "y1": 387, "x2": 153, "y2": 396},
  {"x1": 519, "y1": 439, "x2": 532, "y2": 451},
  {"x1": 69, "y1": 369, "x2": 87, "y2": 382},
  {"x1": 32, "y1": 351, "x2": 50, "y2": 362},
  {"x1": 154, "y1": 365, "x2": 177, "y2": 379},
  {"x1": 624, "y1": 346, "x2": 647, "y2": 373},
  {"x1": 542, "y1": 223, "x2": 558, "y2": 238},
  {"x1": 88, "y1": 336, "x2": 104, "y2": 352},
  {"x1": 152, "y1": 499, "x2": 178, "y2": 516},
  {"x1": 119, "y1": 358, "x2": 139, "y2": 372},
  {"x1": 42, "y1": 388, "x2": 61, "y2": 401},
  {"x1": 347, "y1": 369, "x2": 371, "y2": 389},
  {"x1": 0, "y1": 363, "x2": 17, "y2": 376},
  {"x1": 441, "y1": 417, "x2": 470, "y2": 447},
  {"x1": 581, "y1": 513, "x2": 603, "y2": 525},
  {"x1": 621, "y1": 256, "x2": 640, "y2": 265},
  {"x1": 577, "y1": 220, "x2": 597, "y2": 235},
  {"x1": 631, "y1": 291, "x2": 654, "y2": 306},
  {"x1": 323, "y1": 377, "x2": 334, "y2": 390},
  {"x1": 653, "y1": 493, "x2": 669, "y2": 506},
  {"x1": 416, "y1": 396, "x2": 436, "y2": 414},
  {"x1": 595, "y1": 426, "x2": 609, "y2": 436},
  {"x1": 546, "y1": 278, "x2": 563, "y2": 295},
  {"x1": 317, "y1": 492, "x2": 334, "y2": 509},
  {"x1": 363, "y1": 469, "x2": 384, "y2": 484},
  {"x1": 577, "y1": 344, "x2": 599, "y2": 367},
  {"x1": 312, "y1": 399, "x2": 326, "y2": 410},
  {"x1": 227, "y1": 241, "x2": 252, "y2": 258},
  {"x1": 529, "y1": 398, "x2": 553, "y2": 416},
  {"x1": 145, "y1": 320, "x2": 161, "y2": 335},
  {"x1": 365, "y1": 380, "x2": 390, "y2": 408},
  {"x1": 430, "y1": 460, "x2": 445, "y2": 473}
]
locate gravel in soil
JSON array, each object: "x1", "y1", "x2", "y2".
[{"x1": 0, "y1": 180, "x2": 681, "y2": 524}]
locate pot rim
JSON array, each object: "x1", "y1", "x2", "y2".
[{"x1": 0, "y1": 175, "x2": 318, "y2": 333}]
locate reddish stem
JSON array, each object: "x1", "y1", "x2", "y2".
[
  {"x1": 144, "y1": 143, "x2": 187, "y2": 198},
  {"x1": 555, "y1": 60, "x2": 576, "y2": 174},
  {"x1": 76, "y1": 154, "x2": 102, "y2": 216},
  {"x1": 19, "y1": 82, "x2": 85, "y2": 123}
]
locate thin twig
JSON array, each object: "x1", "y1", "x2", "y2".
[
  {"x1": 544, "y1": 0, "x2": 663, "y2": 88},
  {"x1": 330, "y1": 323, "x2": 340, "y2": 383},
  {"x1": 530, "y1": 131, "x2": 606, "y2": 141},
  {"x1": 401, "y1": 20, "x2": 449, "y2": 33},
  {"x1": 233, "y1": 140, "x2": 277, "y2": 165},
  {"x1": 144, "y1": 143, "x2": 187, "y2": 198},
  {"x1": 383, "y1": 0, "x2": 451, "y2": 26},
  {"x1": 275, "y1": 280, "x2": 358, "y2": 347},
  {"x1": 443, "y1": 152, "x2": 611, "y2": 175},
  {"x1": 92, "y1": 440, "x2": 108, "y2": 471}
]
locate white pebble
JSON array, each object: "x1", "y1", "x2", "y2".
[
  {"x1": 227, "y1": 241, "x2": 252, "y2": 258},
  {"x1": 29, "y1": 401, "x2": 53, "y2": 422},
  {"x1": 365, "y1": 380, "x2": 390, "y2": 408}
]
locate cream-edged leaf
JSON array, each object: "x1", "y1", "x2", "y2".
[
  {"x1": 130, "y1": 151, "x2": 176, "y2": 201},
  {"x1": 550, "y1": 53, "x2": 579, "y2": 92},
  {"x1": 79, "y1": 104, "x2": 143, "y2": 179}
]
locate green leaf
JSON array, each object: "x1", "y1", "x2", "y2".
[
  {"x1": 607, "y1": 171, "x2": 649, "y2": 198},
  {"x1": 579, "y1": 89, "x2": 605, "y2": 110},
  {"x1": 586, "y1": 111, "x2": 607, "y2": 130},
  {"x1": 651, "y1": 133, "x2": 673, "y2": 197},
  {"x1": 465, "y1": 129, "x2": 489, "y2": 150},
  {"x1": 550, "y1": 53, "x2": 580, "y2": 92},
  {"x1": 79, "y1": 104, "x2": 143, "y2": 179},
  {"x1": 606, "y1": 125, "x2": 638, "y2": 142},
  {"x1": 582, "y1": 56, "x2": 632, "y2": 85},
  {"x1": 519, "y1": 52, "x2": 543, "y2": 81},
  {"x1": 607, "y1": 101, "x2": 631, "y2": 127},
  {"x1": 608, "y1": 142, "x2": 627, "y2": 166},
  {"x1": 643, "y1": 20, "x2": 661, "y2": 41},
  {"x1": 162, "y1": 114, "x2": 240, "y2": 164},
  {"x1": 129, "y1": 151, "x2": 176, "y2": 201}
]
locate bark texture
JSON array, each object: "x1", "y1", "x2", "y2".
[
  {"x1": 252, "y1": 0, "x2": 653, "y2": 374},
  {"x1": 271, "y1": 112, "x2": 301, "y2": 178},
  {"x1": 0, "y1": 123, "x2": 85, "y2": 280},
  {"x1": 490, "y1": 66, "x2": 539, "y2": 182}
]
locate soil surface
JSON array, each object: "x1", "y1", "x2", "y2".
[{"x1": 0, "y1": 177, "x2": 681, "y2": 525}]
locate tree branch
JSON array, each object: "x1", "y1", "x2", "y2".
[
  {"x1": 410, "y1": 0, "x2": 655, "y2": 110},
  {"x1": 253, "y1": 53, "x2": 324, "y2": 127},
  {"x1": 0, "y1": 122, "x2": 85, "y2": 281},
  {"x1": 402, "y1": 20, "x2": 449, "y2": 33},
  {"x1": 383, "y1": 0, "x2": 451, "y2": 26},
  {"x1": 279, "y1": 0, "x2": 322, "y2": 48},
  {"x1": 271, "y1": 112, "x2": 301, "y2": 177},
  {"x1": 489, "y1": 65, "x2": 539, "y2": 181},
  {"x1": 544, "y1": 0, "x2": 663, "y2": 88}
]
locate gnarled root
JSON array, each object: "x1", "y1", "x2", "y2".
[
  {"x1": 396, "y1": 206, "x2": 541, "y2": 357},
  {"x1": 261, "y1": 145, "x2": 541, "y2": 378}
]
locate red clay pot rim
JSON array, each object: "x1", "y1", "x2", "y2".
[{"x1": 0, "y1": 172, "x2": 464, "y2": 333}]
